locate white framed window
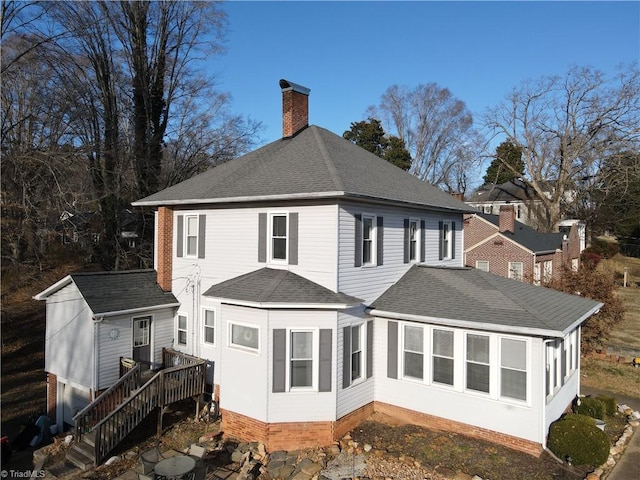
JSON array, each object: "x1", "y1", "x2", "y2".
[
  {"x1": 508, "y1": 262, "x2": 524, "y2": 282},
  {"x1": 350, "y1": 324, "x2": 363, "y2": 382},
  {"x1": 290, "y1": 330, "x2": 314, "y2": 389},
  {"x1": 572, "y1": 258, "x2": 579, "y2": 271},
  {"x1": 362, "y1": 215, "x2": 376, "y2": 265},
  {"x1": 203, "y1": 309, "x2": 215, "y2": 345},
  {"x1": 441, "y1": 221, "x2": 452, "y2": 259},
  {"x1": 466, "y1": 333, "x2": 490, "y2": 393},
  {"x1": 177, "y1": 314, "x2": 188, "y2": 346},
  {"x1": 270, "y1": 213, "x2": 288, "y2": 262},
  {"x1": 476, "y1": 260, "x2": 489, "y2": 272},
  {"x1": 185, "y1": 215, "x2": 199, "y2": 257},
  {"x1": 403, "y1": 325, "x2": 424, "y2": 380},
  {"x1": 432, "y1": 329, "x2": 454, "y2": 386},
  {"x1": 500, "y1": 337, "x2": 527, "y2": 401},
  {"x1": 543, "y1": 260, "x2": 553, "y2": 282},
  {"x1": 534, "y1": 263, "x2": 541, "y2": 285},
  {"x1": 229, "y1": 323, "x2": 260, "y2": 352},
  {"x1": 484, "y1": 205, "x2": 492, "y2": 214},
  {"x1": 408, "y1": 219, "x2": 419, "y2": 262},
  {"x1": 133, "y1": 316, "x2": 150, "y2": 347}
]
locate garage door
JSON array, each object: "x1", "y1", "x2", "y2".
[{"x1": 62, "y1": 384, "x2": 90, "y2": 428}]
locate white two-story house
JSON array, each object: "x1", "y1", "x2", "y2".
[{"x1": 37, "y1": 80, "x2": 602, "y2": 458}]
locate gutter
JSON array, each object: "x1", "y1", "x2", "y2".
[{"x1": 93, "y1": 303, "x2": 180, "y2": 319}]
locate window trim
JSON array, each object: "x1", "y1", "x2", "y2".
[
  {"x1": 432, "y1": 328, "x2": 454, "y2": 387},
  {"x1": 408, "y1": 218, "x2": 420, "y2": 262},
  {"x1": 177, "y1": 313, "x2": 188, "y2": 346},
  {"x1": 499, "y1": 336, "x2": 528, "y2": 403},
  {"x1": 228, "y1": 322, "x2": 260, "y2": 353},
  {"x1": 508, "y1": 262, "x2": 524, "y2": 282},
  {"x1": 202, "y1": 308, "x2": 216, "y2": 346},
  {"x1": 476, "y1": 260, "x2": 489, "y2": 272},
  {"x1": 269, "y1": 212, "x2": 289, "y2": 264},
  {"x1": 465, "y1": 333, "x2": 490, "y2": 394},
  {"x1": 132, "y1": 315, "x2": 151, "y2": 348},
  {"x1": 402, "y1": 324, "x2": 425, "y2": 381},
  {"x1": 288, "y1": 328, "x2": 318, "y2": 391},
  {"x1": 361, "y1": 214, "x2": 377, "y2": 266}
]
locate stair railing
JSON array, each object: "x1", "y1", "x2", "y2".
[{"x1": 73, "y1": 361, "x2": 141, "y2": 442}]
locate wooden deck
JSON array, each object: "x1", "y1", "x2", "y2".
[{"x1": 68, "y1": 349, "x2": 207, "y2": 468}]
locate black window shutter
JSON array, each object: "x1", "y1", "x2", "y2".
[
  {"x1": 420, "y1": 220, "x2": 426, "y2": 262},
  {"x1": 403, "y1": 218, "x2": 410, "y2": 264},
  {"x1": 273, "y1": 329, "x2": 286, "y2": 392},
  {"x1": 176, "y1": 215, "x2": 184, "y2": 258},
  {"x1": 289, "y1": 212, "x2": 298, "y2": 265},
  {"x1": 354, "y1": 214, "x2": 362, "y2": 267},
  {"x1": 438, "y1": 220, "x2": 444, "y2": 261},
  {"x1": 342, "y1": 326, "x2": 351, "y2": 389},
  {"x1": 319, "y1": 329, "x2": 332, "y2": 392},
  {"x1": 377, "y1": 216, "x2": 384, "y2": 266},
  {"x1": 387, "y1": 321, "x2": 398, "y2": 379},
  {"x1": 451, "y1": 221, "x2": 456, "y2": 259},
  {"x1": 198, "y1": 215, "x2": 206, "y2": 259},
  {"x1": 366, "y1": 320, "x2": 373, "y2": 379},
  {"x1": 258, "y1": 213, "x2": 267, "y2": 263}
]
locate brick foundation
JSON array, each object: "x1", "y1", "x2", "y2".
[
  {"x1": 374, "y1": 401, "x2": 543, "y2": 457},
  {"x1": 220, "y1": 401, "x2": 541, "y2": 457},
  {"x1": 46, "y1": 373, "x2": 57, "y2": 421}
]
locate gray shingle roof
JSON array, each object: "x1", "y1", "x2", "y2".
[
  {"x1": 477, "y1": 213, "x2": 564, "y2": 253},
  {"x1": 203, "y1": 268, "x2": 361, "y2": 307},
  {"x1": 68, "y1": 270, "x2": 178, "y2": 315},
  {"x1": 133, "y1": 126, "x2": 473, "y2": 213},
  {"x1": 467, "y1": 178, "x2": 541, "y2": 203},
  {"x1": 369, "y1": 265, "x2": 601, "y2": 337}
]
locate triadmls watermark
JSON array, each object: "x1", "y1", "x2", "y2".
[{"x1": 0, "y1": 470, "x2": 45, "y2": 478}]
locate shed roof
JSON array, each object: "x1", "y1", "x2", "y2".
[
  {"x1": 369, "y1": 265, "x2": 601, "y2": 337},
  {"x1": 133, "y1": 126, "x2": 473, "y2": 213},
  {"x1": 34, "y1": 270, "x2": 179, "y2": 316},
  {"x1": 203, "y1": 267, "x2": 361, "y2": 308}
]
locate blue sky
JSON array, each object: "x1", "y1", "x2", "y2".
[{"x1": 213, "y1": 1, "x2": 640, "y2": 146}]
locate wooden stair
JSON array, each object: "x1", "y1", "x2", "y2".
[{"x1": 66, "y1": 350, "x2": 206, "y2": 469}]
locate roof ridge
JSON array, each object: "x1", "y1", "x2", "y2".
[
  {"x1": 260, "y1": 268, "x2": 289, "y2": 302},
  {"x1": 311, "y1": 126, "x2": 345, "y2": 192},
  {"x1": 70, "y1": 269, "x2": 155, "y2": 277}
]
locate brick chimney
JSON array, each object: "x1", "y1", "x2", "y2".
[
  {"x1": 499, "y1": 204, "x2": 515, "y2": 234},
  {"x1": 157, "y1": 206, "x2": 174, "y2": 291},
  {"x1": 280, "y1": 79, "x2": 310, "y2": 138}
]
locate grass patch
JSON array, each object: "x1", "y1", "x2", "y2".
[{"x1": 581, "y1": 357, "x2": 640, "y2": 399}]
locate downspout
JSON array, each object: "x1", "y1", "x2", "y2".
[{"x1": 92, "y1": 315, "x2": 105, "y2": 400}]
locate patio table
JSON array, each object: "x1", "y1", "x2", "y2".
[{"x1": 153, "y1": 454, "x2": 196, "y2": 479}]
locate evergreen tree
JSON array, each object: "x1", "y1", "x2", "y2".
[
  {"x1": 343, "y1": 118, "x2": 411, "y2": 170},
  {"x1": 483, "y1": 141, "x2": 524, "y2": 185}
]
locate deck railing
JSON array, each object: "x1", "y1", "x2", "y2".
[
  {"x1": 89, "y1": 349, "x2": 206, "y2": 465},
  {"x1": 73, "y1": 362, "x2": 142, "y2": 441}
]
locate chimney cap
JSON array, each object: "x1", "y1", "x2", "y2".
[{"x1": 279, "y1": 79, "x2": 310, "y2": 96}]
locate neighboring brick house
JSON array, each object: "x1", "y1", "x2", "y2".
[{"x1": 464, "y1": 205, "x2": 582, "y2": 284}]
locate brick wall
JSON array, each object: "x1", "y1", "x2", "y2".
[
  {"x1": 333, "y1": 403, "x2": 375, "y2": 440},
  {"x1": 463, "y1": 214, "x2": 497, "y2": 249},
  {"x1": 374, "y1": 402, "x2": 543, "y2": 457},
  {"x1": 157, "y1": 206, "x2": 173, "y2": 292},
  {"x1": 47, "y1": 373, "x2": 57, "y2": 420},
  {"x1": 282, "y1": 87, "x2": 309, "y2": 138},
  {"x1": 465, "y1": 235, "x2": 533, "y2": 280}
]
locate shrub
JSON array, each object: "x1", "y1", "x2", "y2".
[
  {"x1": 562, "y1": 413, "x2": 596, "y2": 426},
  {"x1": 595, "y1": 395, "x2": 617, "y2": 417},
  {"x1": 574, "y1": 396, "x2": 606, "y2": 420},
  {"x1": 548, "y1": 417, "x2": 611, "y2": 466}
]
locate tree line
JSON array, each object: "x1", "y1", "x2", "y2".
[{"x1": 2, "y1": 1, "x2": 639, "y2": 272}]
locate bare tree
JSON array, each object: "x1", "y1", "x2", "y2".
[
  {"x1": 484, "y1": 64, "x2": 640, "y2": 231},
  {"x1": 368, "y1": 83, "x2": 483, "y2": 193}
]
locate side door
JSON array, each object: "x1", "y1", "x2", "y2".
[{"x1": 133, "y1": 316, "x2": 152, "y2": 370}]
